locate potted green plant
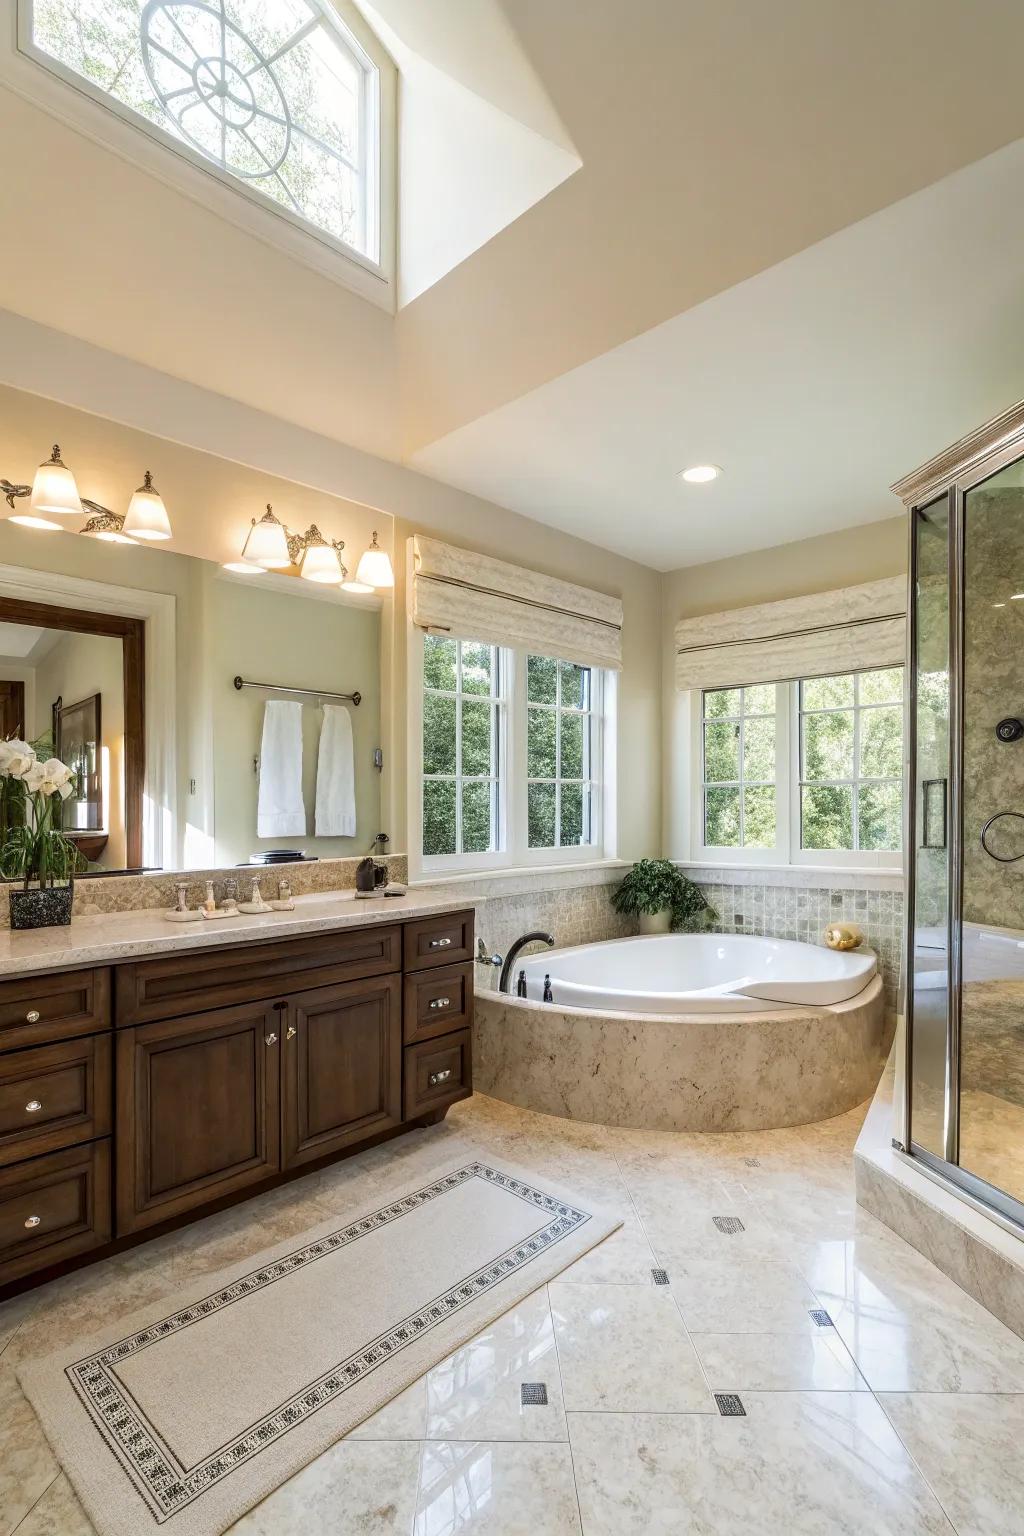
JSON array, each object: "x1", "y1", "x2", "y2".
[
  {"x1": 0, "y1": 739, "x2": 84, "y2": 930},
  {"x1": 611, "y1": 859, "x2": 717, "y2": 935}
]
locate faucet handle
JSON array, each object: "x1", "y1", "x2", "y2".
[{"x1": 476, "y1": 938, "x2": 503, "y2": 967}]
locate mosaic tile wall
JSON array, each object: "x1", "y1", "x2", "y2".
[
  {"x1": 473, "y1": 880, "x2": 634, "y2": 991},
  {"x1": 686, "y1": 875, "x2": 904, "y2": 1015}
]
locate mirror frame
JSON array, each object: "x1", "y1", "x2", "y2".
[{"x1": 0, "y1": 595, "x2": 145, "y2": 870}]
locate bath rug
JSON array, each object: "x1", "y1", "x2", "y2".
[{"x1": 19, "y1": 1159, "x2": 619, "y2": 1536}]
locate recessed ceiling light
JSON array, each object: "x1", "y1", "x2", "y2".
[{"x1": 679, "y1": 464, "x2": 721, "y2": 484}]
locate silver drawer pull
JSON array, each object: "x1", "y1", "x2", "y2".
[
  {"x1": 24, "y1": 1215, "x2": 41, "y2": 1229},
  {"x1": 429, "y1": 997, "x2": 451, "y2": 1010},
  {"x1": 25, "y1": 1099, "x2": 43, "y2": 1114},
  {"x1": 265, "y1": 1032, "x2": 278, "y2": 1046},
  {"x1": 429, "y1": 1068, "x2": 453, "y2": 1087},
  {"x1": 26, "y1": 1009, "x2": 40, "y2": 1023},
  {"x1": 429, "y1": 937, "x2": 452, "y2": 949}
]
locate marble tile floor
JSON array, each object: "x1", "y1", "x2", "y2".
[{"x1": 3, "y1": 1092, "x2": 1024, "y2": 1535}]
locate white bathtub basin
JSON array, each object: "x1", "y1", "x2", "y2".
[{"x1": 518, "y1": 932, "x2": 876, "y2": 1013}]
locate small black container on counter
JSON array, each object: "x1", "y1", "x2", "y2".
[{"x1": 9, "y1": 885, "x2": 74, "y2": 930}]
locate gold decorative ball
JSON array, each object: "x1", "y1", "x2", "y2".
[{"x1": 824, "y1": 922, "x2": 863, "y2": 952}]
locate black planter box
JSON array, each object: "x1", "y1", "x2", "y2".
[{"x1": 9, "y1": 885, "x2": 74, "y2": 930}]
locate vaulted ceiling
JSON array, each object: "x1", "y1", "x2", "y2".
[{"x1": 3, "y1": 0, "x2": 1024, "y2": 569}]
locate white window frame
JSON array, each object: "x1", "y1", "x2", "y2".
[
  {"x1": 6, "y1": 0, "x2": 396, "y2": 310},
  {"x1": 692, "y1": 669, "x2": 903, "y2": 871},
  {"x1": 410, "y1": 632, "x2": 616, "y2": 880}
]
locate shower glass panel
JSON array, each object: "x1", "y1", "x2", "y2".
[
  {"x1": 959, "y1": 463, "x2": 1024, "y2": 1205},
  {"x1": 908, "y1": 496, "x2": 951, "y2": 1162}
]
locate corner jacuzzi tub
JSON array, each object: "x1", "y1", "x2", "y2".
[
  {"x1": 475, "y1": 933, "x2": 887, "y2": 1132},
  {"x1": 518, "y1": 933, "x2": 876, "y2": 1013}
]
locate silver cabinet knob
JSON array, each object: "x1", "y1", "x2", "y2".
[
  {"x1": 429, "y1": 1068, "x2": 453, "y2": 1086},
  {"x1": 429, "y1": 937, "x2": 452, "y2": 949},
  {"x1": 25, "y1": 1099, "x2": 42, "y2": 1114},
  {"x1": 26, "y1": 1009, "x2": 40, "y2": 1023},
  {"x1": 24, "y1": 1215, "x2": 41, "y2": 1229},
  {"x1": 286, "y1": 1024, "x2": 297, "y2": 1040},
  {"x1": 429, "y1": 997, "x2": 451, "y2": 1010},
  {"x1": 265, "y1": 1032, "x2": 278, "y2": 1046}
]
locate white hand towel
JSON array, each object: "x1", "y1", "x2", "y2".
[
  {"x1": 257, "y1": 700, "x2": 306, "y2": 837},
  {"x1": 315, "y1": 704, "x2": 356, "y2": 837}
]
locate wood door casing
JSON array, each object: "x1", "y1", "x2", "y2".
[
  {"x1": 116, "y1": 1001, "x2": 281, "y2": 1235},
  {"x1": 283, "y1": 975, "x2": 401, "y2": 1168}
]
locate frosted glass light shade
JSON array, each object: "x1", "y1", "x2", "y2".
[
  {"x1": 30, "y1": 446, "x2": 82, "y2": 516},
  {"x1": 299, "y1": 535, "x2": 345, "y2": 584},
  {"x1": 124, "y1": 471, "x2": 172, "y2": 540},
  {"x1": 241, "y1": 505, "x2": 291, "y2": 568},
  {"x1": 354, "y1": 531, "x2": 394, "y2": 589}
]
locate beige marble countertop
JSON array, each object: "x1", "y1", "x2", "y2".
[{"x1": 0, "y1": 886, "x2": 475, "y2": 977}]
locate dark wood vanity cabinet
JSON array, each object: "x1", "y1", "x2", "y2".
[
  {"x1": 283, "y1": 974, "x2": 402, "y2": 1169},
  {"x1": 0, "y1": 906, "x2": 474, "y2": 1291}
]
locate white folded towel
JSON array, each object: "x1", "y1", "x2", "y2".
[
  {"x1": 257, "y1": 700, "x2": 306, "y2": 838},
  {"x1": 315, "y1": 704, "x2": 356, "y2": 837}
]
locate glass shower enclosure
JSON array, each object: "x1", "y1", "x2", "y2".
[{"x1": 898, "y1": 401, "x2": 1024, "y2": 1229}]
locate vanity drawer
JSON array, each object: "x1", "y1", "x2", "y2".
[
  {"x1": 403, "y1": 911, "x2": 474, "y2": 972},
  {"x1": 0, "y1": 1035, "x2": 112, "y2": 1167},
  {"x1": 115, "y1": 925, "x2": 402, "y2": 1025},
  {"x1": 0, "y1": 968, "x2": 111, "y2": 1051},
  {"x1": 404, "y1": 1029, "x2": 473, "y2": 1119},
  {"x1": 0, "y1": 1140, "x2": 111, "y2": 1286},
  {"x1": 403, "y1": 964, "x2": 474, "y2": 1045}
]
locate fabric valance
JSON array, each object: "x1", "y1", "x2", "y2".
[
  {"x1": 674, "y1": 575, "x2": 906, "y2": 692},
  {"x1": 411, "y1": 536, "x2": 623, "y2": 671}
]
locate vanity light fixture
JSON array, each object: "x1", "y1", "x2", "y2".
[
  {"x1": 1, "y1": 445, "x2": 175, "y2": 542},
  {"x1": 240, "y1": 504, "x2": 291, "y2": 568},
  {"x1": 354, "y1": 530, "x2": 394, "y2": 589},
  {"x1": 297, "y1": 525, "x2": 347, "y2": 584},
  {"x1": 227, "y1": 504, "x2": 350, "y2": 587},
  {"x1": 679, "y1": 464, "x2": 722, "y2": 484},
  {"x1": 123, "y1": 471, "x2": 171, "y2": 540}
]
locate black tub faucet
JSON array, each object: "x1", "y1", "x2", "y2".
[{"x1": 499, "y1": 931, "x2": 555, "y2": 993}]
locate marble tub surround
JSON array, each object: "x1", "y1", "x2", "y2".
[
  {"x1": 683, "y1": 868, "x2": 904, "y2": 1015},
  {"x1": 0, "y1": 853, "x2": 409, "y2": 929},
  {"x1": 474, "y1": 974, "x2": 888, "y2": 1131},
  {"x1": 6, "y1": 1090, "x2": 1024, "y2": 1535},
  {"x1": 0, "y1": 881, "x2": 461, "y2": 976},
  {"x1": 470, "y1": 870, "x2": 635, "y2": 992}
]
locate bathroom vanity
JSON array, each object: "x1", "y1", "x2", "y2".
[{"x1": 0, "y1": 898, "x2": 474, "y2": 1292}]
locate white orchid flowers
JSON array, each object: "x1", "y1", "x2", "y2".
[{"x1": 0, "y1": 740, "x2": 75, "y2": 800}]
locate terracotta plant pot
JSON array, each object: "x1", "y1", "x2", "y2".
[
  {"x1": 9, "y1": 885, "x2": 74, "y2": 930},
  {"x1": 638, "y1": 908, "x2": 672, "y2": 935}
]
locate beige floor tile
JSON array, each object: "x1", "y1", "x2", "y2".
[
  {"x1": 426, "y1": 1288, "x2": 567, "y2": 1442},
  {"x1": 0, "y1": 1366, "x2": 58, "y2": 1536},
  {"x1": 347, "y1": 1380, "x2": 428, "y2": 1441},
  {"x1": 414, "y1": 1441, "x2": 581, "y2": 1535},
  {"x1": 880, "y1": 1392, "x2": 1024, "y2": 1536},
  {"x1": 690, "y1": 1329, "x2": 867, "y2": 1391},
  {"x1": 9, "y1": 1473, "x2": 94, "y2": 1536},
  {"x1": 548, "y1": 1282, "x2": 713, "y2": 1412},
  {"x1": 568, "y1": 1395, "x2": 953, "y2": 1535},
  {"x1": 666, "y1": 1256, "x2": 824, "y2": 1333}
]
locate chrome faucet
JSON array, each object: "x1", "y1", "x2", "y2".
[{"x1": 499, "y1": 931, "x2": 555, "y2": 994}]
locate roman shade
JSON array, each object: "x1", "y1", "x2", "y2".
[
  {"x1": 411, "y1": 535, "x2": 623, "y2": 671},
  {"x1": 674, "y1": 575, "x2": 906, "y2": 692}
]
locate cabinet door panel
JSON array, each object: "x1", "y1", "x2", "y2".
[
  {"x1": 117, "y1": 1003, "x2": 280, "y2": 1235},
  {"x1": 283, "y1": 975, "x2": 401, "y2": 1168}
]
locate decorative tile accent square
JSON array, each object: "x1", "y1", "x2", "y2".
[
  {"x1": 521, "y1": 1383, "x2": 549, "y2": 1406},
  {"x1": 809, "y1": 1308, "x2": 835, "y2": 1328},
  {"x1": 651, "y1": 1268, "x2": 670, "y2": 1286},
  {"x1": 714, "y1": 1392, "x2": 746, "y2": 1417},
  {"x1": 743, "y1": 1158, "x2": 761, "y2": 1167},
  {"x1": 712, "y1": 1216, "x2": 745, "y2": 1235}
]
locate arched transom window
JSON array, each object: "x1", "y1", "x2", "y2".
[{"x1": 23, "y1": 0, "x2": 381, "y2": 261}]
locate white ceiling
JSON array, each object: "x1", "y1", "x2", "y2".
[
  {"x1": 0, "y1": 624, "x2": 63, "y2": 665},
  {"x1": 410, "y1": 137, "x2": 1024, "y2": 570}
]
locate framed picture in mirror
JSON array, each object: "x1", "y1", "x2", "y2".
[{"x1": 54, "y1": 692, "x2": 106, "y2": 859}]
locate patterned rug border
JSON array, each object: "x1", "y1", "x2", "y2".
[{"x1": 52, "y1": 1161, "x2": 594, "y2": 1524}]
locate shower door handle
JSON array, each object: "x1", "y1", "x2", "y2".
[{"x1": 980, "y1": 810, "x2": 1024, "y2": 863}]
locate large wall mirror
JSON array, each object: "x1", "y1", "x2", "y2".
[{"x1": 0, "y1": 387, "x2": 389, "y2": 880}]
